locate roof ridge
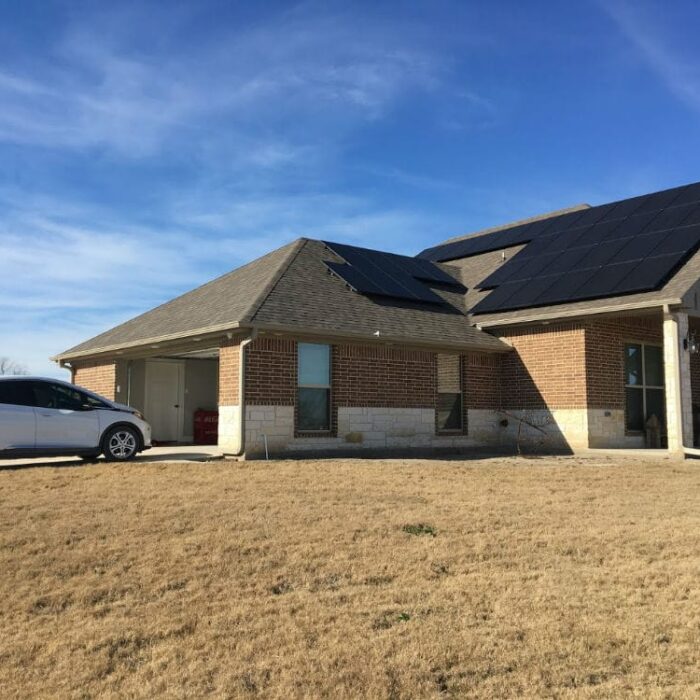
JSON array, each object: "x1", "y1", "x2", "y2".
[
  {"x1": 435, "y1": 203, "x2": 590, "y2": 247},
  {"x1": 245, "y1": 238, "x2": 308, "y2": 323}
]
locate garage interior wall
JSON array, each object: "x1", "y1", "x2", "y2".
[
  {"x1": 123, "y1": 358, "x2": 218, "y2": 441},
  {"x1": 182, "y1": 359, "x2": 218, "y2": 441}
]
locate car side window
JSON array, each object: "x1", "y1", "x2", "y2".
[
  {"x1": 0, "y1": 381, "x2": 34, "y2": 406},
  {"x1": 81, "y1": 393, "x2": 108, "y2": 409},
  {"x1": 31, "y1": 382, "x2": 85, "y2": 411}
]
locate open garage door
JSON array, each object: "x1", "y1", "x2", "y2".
[{"x1": 125, "y1": 348, "x2": 219, "y2": 444}]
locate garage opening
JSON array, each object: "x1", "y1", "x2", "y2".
[{"x1": 118, "y1": 348, "x2": 219, "y2": 444}]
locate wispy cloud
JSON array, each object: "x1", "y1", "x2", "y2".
[
  {"x1": 602, "y1": 1, "x2": 700, "y2": 114},
  {"x1": 0, "y1": 4, "x2": 443, "y2": 159},
  {"x1": 0, "y1": 2, "x2": 503, "y2": 378},
  {"x1": 0, "y1": 184, "x2": 436, "y2": 376}
]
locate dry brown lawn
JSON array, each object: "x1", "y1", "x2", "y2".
[{"x1": 0, "y1": 455, "x2": 699, "y2": 699}]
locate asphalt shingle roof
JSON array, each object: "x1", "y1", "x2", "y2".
[
  {"x1": 249, "y1": 239, "x2": 504, "y2": 349},
  {"x1": 55, "y1": 238, "x2": 508, "y2": 360},
  {"x1": 56, "y1": 240, "x2": 301, "y2": 359}
]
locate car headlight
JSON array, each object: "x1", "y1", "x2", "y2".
[{"x1": 131, "y1": 410, "x2": 146, "y2": 421}]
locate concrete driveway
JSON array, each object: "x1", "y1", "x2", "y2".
[{"x1": 0, "y1": 444, "x2": 225, "y2": 469}]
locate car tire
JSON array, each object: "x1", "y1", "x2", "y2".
[{"x1": 103, "y1": 426, "x2": 140, "y2": 462}]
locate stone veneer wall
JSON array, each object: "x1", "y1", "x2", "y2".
[
  {"x1": 495, "y1": 323, "x2": 589, "y2": 449},
  {"x1": 244, "y1": 405, "x2": 479, "y2": 457}
]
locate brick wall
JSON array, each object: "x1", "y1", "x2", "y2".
[
  {"x1": 73, "y1": 361, "x2": 117, "y2": 400},
  {"x1": 498, "y1": 323, "x2": 587, "y2": 409},
  {"x1": 245, "y1": 337, "x2": 296, "y2": 405},
  {"x1": 219, "y1": 337, "x2": 241, "y2": 405},
  {"x1": 244, "y1": 339, "x2": 444, "y2": 409},
  {"x1": 492, "y1": 316, "x2": 665, "y2": 413},
  {"x1": 583, "y1": 316, "x2": 663, "y2": 410},
  {"x1": 463, "y1": 352, "x2": 502, "y2": 410},
  {"x1": 333, "y1": 345, "x2": 436, "y2": 409}
]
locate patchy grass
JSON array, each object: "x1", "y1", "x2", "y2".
[
  {"x1": 0, "y1": 455, "x2": 699, "y2": 698},
  {"x1": 402, "y1": 522, "x2": 437, "y2": 537}
]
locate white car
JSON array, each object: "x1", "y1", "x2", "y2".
[{"x1": 0, "y1": 376, "x2": 152, "y2": 461}]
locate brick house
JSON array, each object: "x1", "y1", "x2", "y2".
[{"x1": 54, "y1": 182, "x2": 700, "y2": 457}]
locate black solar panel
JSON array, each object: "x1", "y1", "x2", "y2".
[
  {"x1": 613, "y1": 253, "x2": 687, "y2": 295},
  {"x1": 439, "y1": 181, "x2": 700, "y2": 315},
  {"x1": 469, "y1": 280, "x2": 527, "y2": 313},
  {"x1": 324, "y1": 241, "x2": 464, "y2": 305},
  {"x1": 572, "y1": 261, "x2": 641, "y2": 299},
  {"x1": 325, "y1": 261, "x2": 387, "y2": 297},
  {"x1": 534, "y1": 269, "x2": 599, "y2": 306}
]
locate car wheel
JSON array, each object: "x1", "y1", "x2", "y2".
[{"x1": 103, "y1": 426, "x2": 140, "y2": 462}]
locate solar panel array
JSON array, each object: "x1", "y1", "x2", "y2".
[
  {"x1": 324, "y1": 241, "x2": 465, "y2": 305},
  {"x1": 419, "y1": 182, "x2": 700, "y2": 315}
]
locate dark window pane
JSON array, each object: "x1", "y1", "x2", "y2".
[
  {"x1": 0, "y1": 380, "x2": 33, "y2": 406},
  {"x1": 32, "y1": 382, "x2": 84, "y2": 411},
  {"x1": 298, "y1": 388, "x2": 330, "y2": 431},
  {"x1": 83, "y1": 393, "x2": 108, "y2": 409},
  {"x1": 54, "y1": 385, "x2": 85, "y2": 410},
  {"x1": 644, "y1": 346, "x2": 664, "y2": 386},
  {"x1": 30, "y1": 382, "x2": 54, "y2": 409},
  {"x1": 645, "y1": 388, "x2": 666, "y2": 427},
  {"x1": 437, "y1": 393, "x2": 462, "y2": 431},
  {"x1": 625, "y1": 344, "x2": 643, "y2": 385},
  {"x1": 625, "y1": 387, "x2": 644, "y2": 431}
]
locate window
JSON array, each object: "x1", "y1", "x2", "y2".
[
  {"x1": 0, "y1": 380, "x2": 33, "y2": 406},
  {"x1": 624, "y1": 344, "x2": 665, "y2": 432},
  {"x1": 437, "y1": 354, "x2": 463, "y2": 432},
  {"x1": 297, "y1": 343, "x2": 331, "y2": 431},
  {"x1": 31, "y1": 382, "x2": 94, "y2": 411},
  {"x1": 82, "y1": 393, "x2": 109, "y2": 409}
]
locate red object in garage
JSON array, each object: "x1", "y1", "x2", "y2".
[{"x1": 194, "y1": 410, "x2": 218, "y2": 445}]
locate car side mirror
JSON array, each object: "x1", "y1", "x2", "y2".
[{"x1": 80, "y1": 404, "x2": 95, "y2": 411}]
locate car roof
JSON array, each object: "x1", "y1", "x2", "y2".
[
  {"x1": 0, "y1": 375, "x2": 113, "y2": 401},
  {"x1": 0, "y1": 376, "x2": 71, "y2": 383}
]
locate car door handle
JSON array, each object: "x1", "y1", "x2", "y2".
[
  {"x1": 40, "y1": 413, "x2": 53, "y2": 417},
  {"x1": 174, "y1": 405, "x2": 180, "y2": 408}
]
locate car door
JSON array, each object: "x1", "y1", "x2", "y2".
[
  {"x1": 0, "y1": 380, "x2": 36, "y2": 450},
  {"x1": 31, "y1": 381, "x2": 100, "y2": 449}
]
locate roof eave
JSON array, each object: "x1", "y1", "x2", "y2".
[
  {"x1": 474, "y1": 297, "x2": 683, "y2": 329},
  {"x1": 51, "y1": 321, "x2": 248, "y2": 364},
  {"x1": 248, "y1": 321, "x2": 511, "y2": 353},
  {"x1": 52, "y1": 318, "x2": 511, "y2": 364}
]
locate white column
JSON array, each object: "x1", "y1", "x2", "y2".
[{"x1": 663, "y1": 310, "x2": 692, "y2": 453}]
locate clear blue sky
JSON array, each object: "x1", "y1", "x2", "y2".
[{"x1": 2, "y1": 0, "x2": 700, "y2": 377}]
